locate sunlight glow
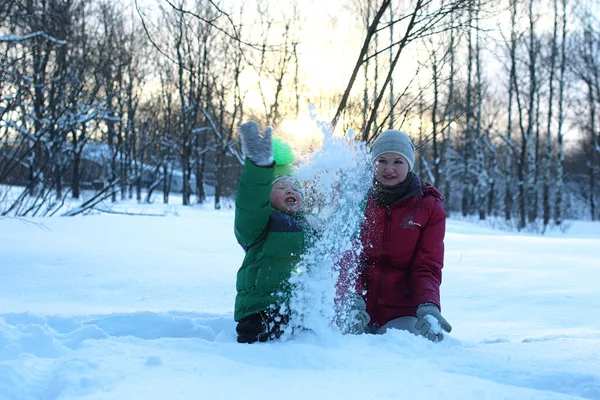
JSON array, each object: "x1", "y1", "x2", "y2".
[{"x1": 278, "y1": 117, "x2": 324, "y2": 158}]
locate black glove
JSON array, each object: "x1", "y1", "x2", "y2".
[{"x1": 239, "y1": 121, "x2": 273, "y2": 166}]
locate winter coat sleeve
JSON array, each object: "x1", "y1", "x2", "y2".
[
  {"x1": 234, "y1": 159, "x2": 274, "y2": 248},
  {"x1": 334, "y1": 197, "x2": 368, "y2": 301},
  {"x1": 409, "y1": 197, "x2": 446, "y2": 308},
  {"x1": 335, "y1": 245, "x2": 366, "y2": 301}
]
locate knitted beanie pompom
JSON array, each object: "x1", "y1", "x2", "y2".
[
  {"x1": 272, "y1": 137, "x2": 295, "y2": 179},
  {"x1": 273, "y1": 137, "x2": 294, "y2": 166}
]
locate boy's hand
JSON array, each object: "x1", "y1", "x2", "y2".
[
  {"x1": 415, "y1": 303, "x2": 452, "y2": 342},
  {"x1": 239, "y1": 121, "x2": 274, "y2": 167}
]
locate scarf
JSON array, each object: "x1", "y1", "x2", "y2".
[{"x1": 371, "y1": 172, "x2": 422, "y2": 207}]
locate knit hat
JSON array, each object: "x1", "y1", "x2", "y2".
[
  {"x1": 370, "y1": 130, "x2": 415, "y2": 171},
  {"x1": 272, "y1": 137, "x2": 295, "y2": 184}
]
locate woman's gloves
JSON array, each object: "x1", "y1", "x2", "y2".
[
  {"x1": 239, "y1": 121, "x2": 273, "y2": 167},
  {"x1": 415, "y1": 303, "x2": 452, "y2": 342},
  {"x1": 348, "y1": 295, "x2": 371, "y2": 334},
  {"x1": 338, "y1": 294, "x2": 371, "y2": 334}
]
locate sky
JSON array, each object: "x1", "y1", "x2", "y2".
[
  {"x1": 129, "y1": 0, "x2": 569, "y2": 141},
  {"x1": 130, "y1": 0, "x2": 423, "y2": 124}
]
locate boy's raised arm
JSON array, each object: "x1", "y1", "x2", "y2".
[
  {"x1": 234, "y1": 121, "x2": 275, "y2": 248},
  {"x1": 234, "y1": 159, "x2": 274, "y2": 248}
]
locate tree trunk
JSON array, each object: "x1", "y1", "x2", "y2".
[
  {"x1": 389, "y1": 4, "x2": 395, "y2": 128},
  {"x1": 72, "y1": 152, "x2": 81, "y2": 199},
  {"x1": 555, "y1": 0, "x2": 567, "y2": 225},
  {"x1": 71, "y1": 124, "x2": 84, "y2": 199},
  {"x1": 363, "y1": 0, "x2": 422, "y2": 140},
  {"x1": 195, "y1": 154, "x2": 206, "y2": 203},
  {"x1": 175, "y1": 12, "x2": 191, "y2": 206},
  {"x1": 462, "y1": 4, "x2": 474, "y2": 217},
  {"x1": 442, "y1": 12, "x2": 456, "y2": 215},
  {"x1": 108, "y1": 118, "x2": 118, "y2": 203},
  {"x1": 214, "y1": 98, "x2": 228, "y2": 210},
  {"x1": 417, "y1": 88, "x2": 425, "y2": 177},
  {"x1": 333, "y1": 0, "x2": 391, "y2": 132},
  {"x1": 544, "y1": 0, "x2": 559, "y2": 227},
  {"x1": 135, "y1": 130, "x2": 143, "y2": 202},
  {"x1": 587, "y1": 80, "x2": 597, "y2": 221},
  {"x1": 488, "y1": 166, "x2": 496, "y2": 216},
  {"x1": 520, "y1": 0, "x2": 537, "y2": 230},
  {"x1": 214, "y1": 150, "x2": 224, "y2": 210},
  {"x1": 505, "y1": 0, "x2": 517, "y2": 221},
  {"x1": 530, "y1": 88, "x2": 541, "y2": 223},
  {"x1": 476, "y1": 1, "x2": 486, "y2": 220},
  {"x1": 163, "y1": 163, "x2": 170, "y2": 204},
  {"x1": 372, "y1": 9, "x2": 379, "y2": 138},
  {"x1": 432, "y1": 50, "x2": 440, "y2": 186},
  {"x1": 362, "y1": 1, "x2": 371, "y2": 137}
]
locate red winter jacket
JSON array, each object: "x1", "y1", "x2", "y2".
[{"x1": 359, "y1": 179, "x2": 446, "y2": 328}]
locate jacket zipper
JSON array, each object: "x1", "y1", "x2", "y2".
[
  {"x1": 374, "y1": 207, "x2": 392, "y2": 327},
  {"x1": 384, "y1": 207, "x2": 392, "y2": 253}
]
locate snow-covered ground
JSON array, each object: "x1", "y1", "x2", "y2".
[{"x1": 1, "y1": 200, "x2": 599, "y2": 400}]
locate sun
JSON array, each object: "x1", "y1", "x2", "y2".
[
  {"x1": 279, "y1": 117, "x2": 321, "y2": 141},
  {"x1": 278, "y1": 117, "x2": 324, "y2": 157}
]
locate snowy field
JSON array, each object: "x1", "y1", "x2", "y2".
[{"x1": 1, "y1": 200, "x2": 600, "y2": 400}]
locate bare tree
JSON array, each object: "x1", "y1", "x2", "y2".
[
  {"x1": 462, "y1": 0, "x2": 475, "y2": 217},
  {"x1": 514, "y1": 0, "x2": 538, "y2": 230},
  {"x1": 555, "y1": 0, "x2": 568, "y2": 225},
  {"x1": 173, "y1": 2, "x2": 194, "y2": 205},
  {"x1": 441, "y1": 8, "x2": 458, "y2": 213},
  {"x1": 504, "y1": 0, "x2": 518, "y2": 221},
  {"x1": 362, "y1": 0, "x2": 373, "y2": 135},
  {"x1": 579, "y1": 26, "x2": 599, "y2": 220},
  {"x1": 388, "y1": 3, "x2": 395, "y2": 128},
  {"x1": 1, "y1": 0, "x2": 111, "y2": 215},
  {"x1": 474, "y1": 0, "x2": 488, "y2": 220},
  {"x1": 255, "y1": 2, "x2": 300, "y2": 127},
  {"x1": 333, "y1": 0, "x2": 470, "y2": 141},
  {"x1": 542, "y1": 0, "x2": 560, "y2": 228}
]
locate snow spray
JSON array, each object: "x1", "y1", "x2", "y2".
[{"x1": 282, "y1": 107, "x2": 372, "y2": 338}]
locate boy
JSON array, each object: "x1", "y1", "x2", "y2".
[{"x1": 234, "y1": 121, "x2": 306, "y2": 343}]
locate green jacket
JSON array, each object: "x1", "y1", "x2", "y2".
[{"x1": 234, "y1": 160, "x2": 307, "y2": 321}]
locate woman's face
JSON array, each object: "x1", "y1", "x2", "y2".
[
  {"x1": 374, "y1": 152, "x2": 410, "y2": 186},
  {"x1": 270, "y1": 178, "x2": 303, "y2": 214}
]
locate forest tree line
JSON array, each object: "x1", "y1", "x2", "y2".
[{"x1": 1, "y1": 0, "x2": 599, "y2": 230}]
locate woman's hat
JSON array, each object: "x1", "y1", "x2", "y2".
[{"x1": 370, "y1": 129, "x2": 415, "y2": 171}]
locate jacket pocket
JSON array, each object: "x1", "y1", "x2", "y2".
[{"x1": 382, "y1": 269, "x2": 411, "y2": 305}]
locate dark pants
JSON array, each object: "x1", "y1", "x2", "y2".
[{"x1": 236, "y1": 310, "x2": 289, "y2": 344}]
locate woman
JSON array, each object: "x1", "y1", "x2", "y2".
[{"x1": 359, "y1": 129, "x2": 452, "y2": 341}]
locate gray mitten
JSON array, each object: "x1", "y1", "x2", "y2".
[
  {"x1": 345, "y1": 294, "x2": 371, "y2": 334},
  {"x1": 239, "y1": 121, "x2": 274, "y2": 166},
  {"x1": 415, "y1": 303, "x2": 452, "y2": 342}
]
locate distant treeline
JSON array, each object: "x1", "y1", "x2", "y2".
[{"x1": 0, "y1": 0, "x2": 598, "y2": 229}]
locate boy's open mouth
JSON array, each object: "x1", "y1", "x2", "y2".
[{"x1": 285, "y1": 196, "x2": 297, "y2": 205}]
